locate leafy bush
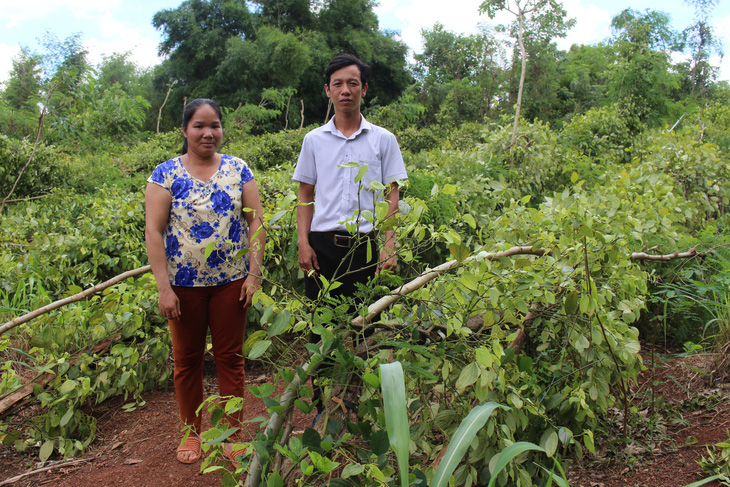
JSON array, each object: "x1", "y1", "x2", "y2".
[
  {"x1": 223, "y1": 129, "x2": 305, "y2": 171},
  {"x1": 0, "y1": 134, "x2": 72, "y2": 199},
  {"x1": 560, "y1": 104, "x2": 639, "y2": 164},
  {"x1": 121, "y1": 131, "x2": 182, "y2": 174}
]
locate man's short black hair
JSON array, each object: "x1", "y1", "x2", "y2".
[{"x1": 325, "y1": 53, "x2": 371, "y2": 87}]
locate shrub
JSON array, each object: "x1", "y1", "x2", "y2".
[{"x1": 0, "y1": 134, "x2": 71, "y2": 199}]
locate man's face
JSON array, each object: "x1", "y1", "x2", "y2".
[{"x1": 325, "y1": 64, "x2": 368, "y2": 115}]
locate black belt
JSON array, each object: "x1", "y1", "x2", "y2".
[{"x1": 316, "y1": 231, "x2": 375, "y2": 248}]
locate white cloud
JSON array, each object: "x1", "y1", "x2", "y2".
[
  {"x1": 559, "y1": 0, "x2": 613, "y2": 49},
  {"x1": 3, "y1": 0, "x2": 122, "y2": 28},
  {"x1": 376, "y1": 0, "x2": 487, "y2": 54}
]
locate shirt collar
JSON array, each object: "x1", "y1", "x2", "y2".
[{"x1": 325, "y1": 114, "x2": 372, "y2": 139}]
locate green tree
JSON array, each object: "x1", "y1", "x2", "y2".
[
  {"x1": 415, "y1": 23, "x2": 507, "y2": 125},
  {"x1": 480, "y1": 0, "x2": 574, "y2": 145},
  {"x1": 677, "y1": 0, "x2": 723, "y2": 98},
  {"x1": 0, "y1": 50, "x2": 42, "y2": 139},
  {"x1": 606, "y1": 8, "x2": 682, "y2": 127},
  {"x1": 250, "y1": 0, "x2": 314, "y2": 32}
]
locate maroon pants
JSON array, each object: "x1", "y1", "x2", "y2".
[{"x1": 168, "y1": 280, "x2": 247, "y2": 434}]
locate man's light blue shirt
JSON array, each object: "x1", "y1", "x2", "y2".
[{"x1": 293, "y1": 115, "x2": 407, "y2": 233}]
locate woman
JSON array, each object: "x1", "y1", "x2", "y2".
[{"x1": 145, "y1": 98, "x2": 265, "y2": 464}]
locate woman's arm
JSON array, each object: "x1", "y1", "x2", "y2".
[
  {"x1": 240, "y1": 179, "x2": 266, "y2": 308},
  {"x1": 144, "y1": 183, "x2": 180, "y2": 319}
]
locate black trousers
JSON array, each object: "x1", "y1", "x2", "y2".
[
  {"x1": 304, "y1": 231, "x2": 378, "y2": 303},
  {"x1": 305, "y1": 231, "x2": 378, "y2": 415}
]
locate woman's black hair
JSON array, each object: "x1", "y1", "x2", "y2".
[
  {"x1": 325, "y1": 53, "x2": 371, "y2": 87},
  {"x1": 181, "y1": 98, "x2": 223, "y2": 155}
]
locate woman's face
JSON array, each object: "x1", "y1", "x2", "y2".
[{"x1": 181, "y1": 104, "x2": 222, "y2": 159}]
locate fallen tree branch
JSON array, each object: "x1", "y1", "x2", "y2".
[
  {"x1": 630, "y1": 247, "x2": 708, "y2": 261},
  {"x1": 0, "y1": 265, "x2": 151, "y2": 336},
  {"x1": 0, "y1": 457, "x2": 95, "y2": 486}
]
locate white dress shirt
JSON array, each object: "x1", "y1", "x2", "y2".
[{"x1": 293, "y1": 115, "x2": 407, "y2": 233}]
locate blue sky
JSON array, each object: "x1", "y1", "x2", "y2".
[{"x1": 1, "y1": 0, "x2": 728, "y2": 85}]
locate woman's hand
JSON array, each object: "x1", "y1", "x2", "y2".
[
  {"x1": 239, "y1": 275, "x2": 260, "y2": 309},
  {"x1": 158, "y1": 286, "x2": 181, "y2": 320}
]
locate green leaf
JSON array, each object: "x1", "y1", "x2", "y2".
[
  {"x1": 268, "y1": 310, "x2": 291, "y2": 337},
  {"x1": 583, "y1": 429, "x2": 595, "y2": 454},
  {"x1": 487, "y1": 442, "x2": 547, "y2": 487},
  {"x1": 267, "y1": 472, "x2": 284, "y2": 487},
  {"x1": 540, "y1": 428, "x2": 559, "y2": 457},
  {"x1": 209, "y1": 427, "x2": 239, "y2": 445},
  {"x1": 59, "y1": 407, "x2": 74, "y2": 427},
  {"x1": 248, "y1": 340, "x2": 272, "y2": 359},
  {"x1": 564, "y1": 291, "x2": 578, "y2": 314},
  {"x1": 204, "y1": 241, "x2": 217, "y2": 260},
  {"x1": 463, "y1": 213, "x2": 476, "y2": 229},
  {"x1": 39, "y1": 440, "x2": 54, "y2": 462},
  {"x1": 455, "y1": 362, "x2": 479, "y2": 393},
  {"x1": 355, "y1": 163, "x2": 369, "y2": 183},
  {"x1": 432, "y1": 402, "x2": 507, "y2": 487},
  {"x1": 370, "y1": 429, "x2": 390, "y2": 456},
  {"x1": 380, "y1": 362, "x2": 410, "y2": 487},
  {"x1": 269, "y1": 210, "x2": 288, "y2": 225},
  {"x1": 341, "y1": 463, "x2": 365, "y2": 478},
  {"x1": 442, "y1": 184, "x2": 457, "y2": 195},
  {"x1": 242, "y1": 330, "x2": 268, "y2": 357}
]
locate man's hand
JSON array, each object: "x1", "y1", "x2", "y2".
[
  {"x1": 298, "y1": 241, "x2": 320, "y2": 277},
  {"x1": 377, "y1": 242, "x2": 397, "y2": 274}
]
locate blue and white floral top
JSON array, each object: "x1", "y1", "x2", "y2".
[{"x1": 147, "y1": 154, "x2": 255, "y2": 287}]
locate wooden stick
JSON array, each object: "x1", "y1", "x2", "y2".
[
  {"x1": 0, "y1": 454, "x2": 94, "y2": 486},
  {"x1": 630, "y1": 248, "x2": 708, "y2": 261},
  {"x1": 0, "y1": 266, "x2": 151, "y2": 336}
]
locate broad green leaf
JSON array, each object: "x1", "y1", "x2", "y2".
[
  {"x1": 540, "y1": 428, "x2": 559, "y2": 457},
  {"x1": 341, "y1": 463, "x2": 365, "y2": 478},
  {"x1": 564, "y1": 291, "x2": 578, "y2": 314},
  {"x1": 269, "y1": 210, "x2": 288, "y2": 225},
  {"x1": 583, "y1": 429, "x2": 595, "y2": 454},
  {"x1": 463, "y1": 213, "x2": 476, "y2": 229},
  {"x1": 248, "y1": 340, "x2": 272, "y2": 359},
  {"x1": 354, "y1": 163, "x2": 369, "y2": 183},
  {"x1": 432, "y1": 402, "x2": 506, "y2": 487},
  {"x1": 455, "y1": 362, "x2": 480, "y2": 393},
  {"x1": 204, "y1": 241, "x2": 217, "y2": 260},
  {"x1": 487, "y1": 442, "x2": 546, "y2": 487},
  {"x1": 442, "y1": 184, "x2": 457, "y2": 195},
  {"x1": 268, "y1": 310, "x2": 291, "y2": 337},
  {"x1": 380, "y1": 362, "x2": 410, "y2": 487},
  {"x1": 267, "y1": 472, "x2": 284, "y2": 487},
  {"x1": 39, "y1": 440, "x2": 54, "y2": 462}
]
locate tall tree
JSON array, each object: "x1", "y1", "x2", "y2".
[
  {"x1": 0, "y1": 50, "x2": 43, "y2": 139},
  {"x1": 678, "y1": 0, "x2": 723, "y2": 97},
  {"x1": 480, "y1": 0, "x2": 574, "y2": 146},
  {"x1": 607, "y1": 8, "x2": 681, "y2": 126}
]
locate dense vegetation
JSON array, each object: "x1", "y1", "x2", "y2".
[{"x1": 1, "y1": 0, "x2": 730, "y2": 486}]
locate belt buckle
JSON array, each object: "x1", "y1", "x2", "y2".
[{"x1": 333, "y1": 234, "x2": 351, "y2": 248}]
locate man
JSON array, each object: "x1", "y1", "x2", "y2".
[{"x1": 293, "y1": 53, "x2": 407, "y2": 305}]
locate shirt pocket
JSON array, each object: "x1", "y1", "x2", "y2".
[{"x1": 359, "y1": 158, "x2": 383, "y2": 192}]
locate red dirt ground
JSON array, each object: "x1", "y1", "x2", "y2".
[{"x1": 2, "y1": 352, "x2": 729, "y2": 487}]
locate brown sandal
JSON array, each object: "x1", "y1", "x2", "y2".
[
  {"x1": 222, "y1": 442, "x2": 246, "y2": 467},
  {"x1": 176, "y1": 435, "x2": 201, "y2": 464}
]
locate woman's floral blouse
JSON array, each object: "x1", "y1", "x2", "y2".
[{"x1": 148, "y1": 155, "x2": 254, "y2": 287}]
